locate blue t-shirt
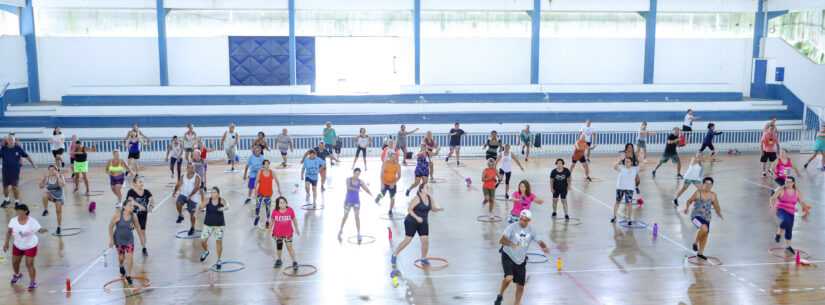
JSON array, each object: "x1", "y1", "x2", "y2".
[
  {"x1": 313, "y1": 146, "x2": 330, "y2": 160},
  {"x1": 303, "y1": 157, "x2": 325, "y2": 180},
  {"x1": 0, "y1": 145, "x2": 28, "y2": 173},
  {"x1": 247, "y1": 154, "x2": 265, "y2": 178}
]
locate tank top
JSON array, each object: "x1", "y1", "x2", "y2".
[
  {"x1": 357, "y1": 136, "x2": 369, "y2": 148},
  {"x1": 500, "y1": 152, "x2": 513, "y2": 173},
  {"x1": 690, "y1": 192, "x2": 713, "y2": 221},
  {"x1": 193, "y1": 159, "x2": 206, "y2": 178},
  {"x1": 51, "y1": 135, "x2": 64, "y2": 151},
  {"x1": 181, "y1": 173, "x2": 201, "y2": 203},
  {"x1": 128, "y1": 138, "x2": 140, "y2": 154},
  {"x1": 225, "y1": 131, "x2": 237, "y2": 148},
  {"x1": 203, "y1": 198, "x2": 225, "y2": 226},
  {"x1": 257, "y1": 170, "x2": 274, "y2": 196},
  {"x1": 108, "y1": 161, "x2": 126, "y2": 175},
  {"x1": 415, "y1": 153, "x2": 429, "y2": 172},
  {"x1": 46, "y1": 176, "x2": 62, "y2": 199},
  {"x1": 411, "y1": 193, "x2": 432, "y2": 219},
  {"x1": 183, "y1": 132, "x2": 196, "y2": 149},
  {"x1": 169, "y1": 142, "x2": 183, "y2": 158},
  {"x1": 75, "y1": 149, "x2": 88, "y2": 162},
  {"x1": 345, "y1": 177, "x2": 361, "y2": 204},
  {"x1": 776, "y1": 188, "x2": 798, "y2": 214},
  {"x1": 113, "y1": 211, "x2": 134, "y2": 246},
  {"x1": 775, "y1": 159, "x2": 792, "y2": 179}
]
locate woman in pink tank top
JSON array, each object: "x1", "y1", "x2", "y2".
[{"x1": 769, "y1": 176, "x2": 811, "y2": 255}]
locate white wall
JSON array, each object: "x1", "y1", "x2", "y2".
[
  {"x1": 540, "y1": 38, "x2": 644, "y2": 84},
  {"x1": 316, "y1": 37, "x2": 412, "y2": 93},
  {"x1": 167, "y1": 0, "x2": 287, "y2": 9},
  {"x1": 423, "y1": 0, "x2": 532, "y2": 11},
  {"x1": 767, "y1": 0, "x2": 825, "y2": 11},
  {"x1": 0, "y1": 0, "x2": 24, "y2": 7},
  {"x1": 300, "y1": 0, "x2": 411, "y2": 10},
  {"x1": 34, "y1": 0, "x2": 155, "y2": 8},
  {"x1": 36, "y1": 37, "x2": 159, "y2": 101},
  {"x1": 658, "y1": 0, "x2": 757, "y2": 12},
  {"x1": 655, "y1": 38, "x2": 753, "y2": 95},
  {"x1": 546, "y1": 0, "x2": 648, "y2": 12},
  {"x1": 0, "y1": 36, "x2": 27, "y2": 88},
  {"x1": 168, "y1": 37, "x2": 229, "y2": 86},
  {"x1": 421, "y1": 38, "x2": 530, "y2": 85},
  {"x1": 766, "y1": 38, "x2": 825, "y2": 108}
]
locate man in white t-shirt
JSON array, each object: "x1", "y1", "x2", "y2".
[
  {"x1": 221, "y1": 123, "x2": 240, "y2": 172},
  {"x1": 579, "y1": 120, "x2": 596, "y2": 162},
  {"x1": 682, "y1": 109, "x2": 698, "y2": 132},
  {"x1": 3, "y1": 204, "x2": 43, "y2": 290}
]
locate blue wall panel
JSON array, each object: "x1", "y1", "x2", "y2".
[{"x1": 228, "y1": 36, "x2": 315, "y2": 88}]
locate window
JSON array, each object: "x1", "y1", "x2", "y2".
[
  {"x1": 541, "y1": 12, "x2": 645, "y2": 38},
  {"x1": 422, "y1": 11, "x2": 530, "y2": 38},
  {"x1": 0, "y1": 10, "x2": 19, "y2": 36},
  {"x1": 657, "y1": 13, "x2": 755, "y2": 39},
  {"x1": 34, "y1": 7, "x2": 156, "y2": 37},
  {"x1": 296, "y1": 10, "x2": 411, "y2": 37},
  {"x1": 769, "y1": 10, "x2": 825, "y2": 64},
  {"x1": 167, "y1": 10, "x2": 288, "y2": 37}
]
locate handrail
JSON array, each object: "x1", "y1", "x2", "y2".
[{"x1": 0, "y1": 82, "x2": 9, "y2": 98}]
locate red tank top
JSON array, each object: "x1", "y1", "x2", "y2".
[{"x1": 258, "y1": 170, "x2": 274, "y2": 196}]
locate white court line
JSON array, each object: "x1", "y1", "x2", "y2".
[
  {"x1": 743, "y1": 178, "x2": 775, "y2": 191},
  {"x1": 150, "y1": 193, "x2": 173, "y2": 214},
  {"x1": 67, "y1": 249, "x2": 111, "y2": 290},
  {"x1": 62, "y1": 259, "x2": 825, "y2": 294},
  {"x1": 569, "y1": 185, "x2": 768, "y2": 294}
]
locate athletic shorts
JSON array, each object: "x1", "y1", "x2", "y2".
[
  {"x1": 500, "y1": 251, "x2": 527, "y2": 286},
  {"x1": 682, "y1": 125, "x2": 693, "y2": 132},
  {"x1": 248, "y1": 177, "x2": 257, "y2": 190},
  {"x1": 279, "y1": 149, "x2": 288, "y2": 156},
  {"x1": 572, "y1": 156, "x2": 587, "y2": 164},
  {"x1": 684, "y1": 179, "x2": 702, "y2": 185},
  {"x1": 345, "y1": 200, "x2": 360, "y2": 210},
  {"x1": 73, "y1": 161, "x2": 89, "y2": 173},
  {"x1": 176, "y1": 195, "x2": 198, "y2": 213},
  {"x1": 201, "y1": 225, "x2": 225, "y2": 241},
  {"x1": 775, "y1": 177, "x2": 786, "y2": 186},
  {"x1": 691, "y1": 216, "x2": 710, "y2": 230},
  {"x1": 814, "y1": 139, "x2": 825, "y2": 152},
  {"x1": 305, "y1": 177, "x2": 318, "y2": 186},
  {"x1": 170, "y1": 157, "x2": 182, "y2": 168},
  {"x1": 553, "y1": 189, "x2": 568, "y2": 199},
  {"x1": 699, "y1": 143, "x2": 715, "y2": 152},
  {"x1": 12, "y1": 245, "x2": 37, "y2": 257},
  {"x1": 52, "y1": 148, "x2": 65, "y2": 157},
  {"x1": 660, "y1": 154, "x2": 680, "y2": 164},
  {"x1": 2, "y1": 169, "x2": 20, "y2": 187},
  {"x1": 485, "y1": 152, "x2": 498, "y2": 161},
  {"x1": 761, "y1": 151, "x2": 778, "y2": 162},
  {"x1": 498, "y1": 169, "x2": 512, "y2": 185},
  {"x1": 225, "y1": 147, "x2": 236, "y2": 161},
  {"x1": 636, "y1": 141, "x2": 646, "y2": 149},
  {"x1": 483, "y1": 188, "x2": 495, "y2": 198},
  {"x1": 404, "y1": 215, "x2": 429, "y2": 237},
  {"x1": 381, "y1": 184, "x2": 397, "y2": 198},
  {"x1": 616, "y1": 189, "x2": 634, "y2": 204},
  {"x1": 110, "y1": 174, "x2": 125, "y2": 186},
  {"x1": 128, "y1": 152, "x2": 140, "y2": 160},
  {"x1": 136, "y1": 211, "x2": 148, "y2": 230},
  {"x1": 185, "y1": 148, "x2": 194, "y2": 153},
  {"x1": 116, "y1": 244, "x2": 134, "y2": 255}
]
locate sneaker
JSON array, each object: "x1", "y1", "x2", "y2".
[
  {"x1": 494, "y1": 294, "x2": 503, "y2": 305},
  {"x1": 405, "y1": 189, "x2": 411, "y2": 197},
  {"x1": 125, "y1": 276, "x2": 133, "y2": 286},
  {"x1": 585, "y1": 177, "x2": 592, "y2": 182},
  {"x1": 176, "y1": 215, "x2": 184, "y2": 224},
  {"x1": 27, "y1": 281, "x2": 37, "y2": 290},
  {"x1": 292, "y1": 261, "x2": 299, "y2": 272},
  {"x1": 551, "y1": 212, "x2": 557, "y2": 217},
  {"x1": 244, "y1": 198, "x2": 252, "y2": 205},
  {"x1": 804, "y1": 162, "x2": 809, "y2": 169},
  {"x1": 627, "y1": 221, "x2": 633, "y2": 226},
  {"x1": 652, "y1": 170, "x2": 657, "y2": 178},
  {"x1": 42, "y1": 209, "x2": 48, "y2": 217},
  {"x1": 677, "y1": 174, "x2": 684, "y2": 180},
  {"x1": 786, "y1": 246, "x2": 795, "y2": 255},
  {"x1": 119, "y1": 266, "x2": 126, "y2": 276},
  {"x1": 253, "y1": 216, "x2": 260, "y2": 227},
  {"x1": 274, "y1": 259, "x2": 283, "y2": 268},
  {"x1": 610, "y1": 217, "x2": 616, "y2": 223},
  {"x1": 692, "y1": 243, "x2": 698, "y2": 252},
  {"x1": 216, "y1": 260, "x2": 223, "y2": 270},
  {"x1": 188, "y1": 227, "x2": 195, "y2": 236},
  {"x1": 673, "y1": 198, "x2": 679, "y2": 207},
  {"x1": 0, "y1": 200, "x2": 9, "y2": 208},
  {"x1": 774, "y1": 234, "x2": 781, "y2": 243},
  {"x1": 696, "y1": 254, "x2": 708, "y2": 261},
  {"x1": 265, "y1": 221, "x2": 270, "y2": 228},
  {"x1": 419, "y1": 258, "x2": 430, "y2": 266},
  {"x1": 391, "y1": 255, "x2": 398, "y2": 267},
  {"x1": 200, "y1": 250, "x2": 210, "y2": 262},
  {"x1": 375, "y1": 195, "x2": 382, "y2": 204},
  {"x1": 565, "y1": 215, "x2": 570, "y2": 221},
  {"x1": 10, "y1": 273, "x2": 22, "y2": 284},
  {"x1": 142, "y1": 247, "x2": 148, "y2": 256},
  {"x1": 357, "y1": 235, "x2": 363, "y2": 244}
]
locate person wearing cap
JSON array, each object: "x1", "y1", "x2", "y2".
[
  {"x1": 1, "y1": 135, "x2": 36, "y2": 208},
  {"x1": 495, "y1": 210, "x2": 550, "y2": 305}
]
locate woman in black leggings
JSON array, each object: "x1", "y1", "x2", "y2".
[{"x1": 390, "y1": 186, "x2": 443, "y2": 268}]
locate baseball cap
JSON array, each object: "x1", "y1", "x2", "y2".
[{"x1": 519, "y1": 210, "x2": 532, "y2": 220}]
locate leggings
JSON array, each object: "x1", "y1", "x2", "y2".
[{"x1": 777, "y1": 209, "x2": 795, "y2": 240}]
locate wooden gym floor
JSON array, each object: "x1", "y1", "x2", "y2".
[{"x1": 1, "y1": 152, "x2": 825, "y2": 305}]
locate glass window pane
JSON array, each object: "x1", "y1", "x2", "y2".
[
  {"x1": 167, "y1": 10, "x2": 288, "y2": 37},
  {"x1": 296, "y1": 10, "x2": 411, "y2": 37},
  {"x1": 1, "y1": 11, "x2": 19, "y2": 36},
  {"x1": 34, "y1": 8, "x2": 156, "y2": 37},
  {"x1": 422, "y1": 11, "x2": 530, "y2": 38},
  {"x1": 541, "y1": 12, "x2": 645, "y2": 38},
  {"x1": 656, "y1": 13, "x2": 755, "y2": 39},
  {"x1": 768, "y1": 10, "x2": 825, "y2": 64}
]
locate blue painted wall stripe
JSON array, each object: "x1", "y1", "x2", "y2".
[
  {"x1": 642, "y1": 0, "x2": 657, "y2": 84},
  {"x1": 529, "y1": 0, "x2": 541, "y2": 84},
  {"x1": 20, "y1": 0, "x2": 38, "y2": 102},
  {"x1": 753, "y1": 0, "x2": 765, "y2": 59},
  {"x1": 0, "y1": 4, "x2": 18, "y2": 14},
  {"x1": 413, "y1": 0, "x2": 421, "y2": 85},
  {"x1": 156, "y1": 0, "x2": 169, "y2": 86},
  {"x1": 767, "y1": 10, "x2": 788, "y2": 20},
  {"x1": 288, "y1": 0, "x2": 297, "y2": 86}
]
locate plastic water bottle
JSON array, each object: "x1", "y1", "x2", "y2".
[
  {"x1": 0, "y1": 251, "x2": 6, "y2": 265},
  {"x1": 652, "y1": 223, "x2": 659, "y2": 237},
  {"x1": 465, "y1": 177, "x2": 472, "y2": 187},
  {"x1": 556, "y1": 257, "x2": 563, "y2": 271},
  {"x1": 103, "y1": 250, "x2": 108, "y2": 268}
]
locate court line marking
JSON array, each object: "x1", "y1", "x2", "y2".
[
  {"x1": 569, "y1": 185, "x2": 768, "y2": 294},
  {"x1": 743, "y1": 178, "x2": 775, "y2": 191},
  {"x1": 61, "y1": 259, "x2": 825, "y2": 294},
  {"x1": 68, "y1": 249, "x2": 111, "y2": 289},
  {"x1": 150, "y1": 192, "x2": 173, "y2": 214}
]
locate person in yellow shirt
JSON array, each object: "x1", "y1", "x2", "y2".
[{"x1": 375, "y1": 152, "x2": 402, "y2": 216}]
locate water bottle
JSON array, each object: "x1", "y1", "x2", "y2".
[
  {"x1": 652, "y1": 223, "x2": 659, "y2": 237},
  {"x1": 0, "y1": 251, "x2": 6, "y2": 265},
  {"x1": 556, "y1": 257, "x2": 563, "y2": 271},
  {"x1": 103, "y1": 250, "x2": 108, "y2": 268}
]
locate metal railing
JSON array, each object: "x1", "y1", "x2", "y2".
[{"x1": 15, "y1": 128, "x2": 813, "y2": 165}]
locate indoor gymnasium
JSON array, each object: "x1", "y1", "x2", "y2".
[{"x1": 1, "y1": 0, "x2": 825, "y2": 304}]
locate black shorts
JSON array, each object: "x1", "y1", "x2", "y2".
[
  {"x1": 356, "y1": 147, "x2": 367, "y2": 158},
  {"x1": 485, "y1": 152, "x2": 498, "y2": 161},
  {"x1": 572, "y1": 156, "x2": 587, "y2": 163},
  {"x1": 761, "y1": 151, "x2": 777, "y2": 162},
  {"x1": 699, "y1": 143, "x2": 714, "y2": 152},
  {"x1": 553, "y1": 188, "x2": 568, "y2": 199},
  {"x1": 381, "y1": 184, "x2": 397, "y2": 198},
  {"x1": 682, "y1": 125, "x2": 693, "y2": 132},
  {"x1": 501, "y1": 251, "x2": 526, "y2": 286},
  {"x1": 136, "y1": 211, "x2": 148, "y2": 230},
  {"x1": 774, "y1": 177, "x2": 786, "y2": 186},
  {"x1": 128, "y1": 152, "x2": 140, "y2": 160},
  {"x1": 404, "y1": 215, "x2": 428, "y2": 237},
  {"x1": 52, "y1": 148, "x2": 65, "y2": 157},
  {"x1": 498, "y1": 169, "x2": 512, "y2": 185}
]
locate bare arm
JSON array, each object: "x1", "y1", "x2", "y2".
[
  {"x1": 359, "y1": 179, "x2": 372, "y2": 196},
  {"x1": 188, "y1": 176, "x2": 201, "y2": 199},
  {"x1": 220, "y1": 132, "x2": 227, "y2": 147},
  {"x1": 131, "y1": 215, "x2": 144, "y2": 238},
  {"x1": 39, "y1": 176, "x2": 46, "y2": 189},
  {"x1": 682, "y1": 191, "x2": 699, "y2": 214},
  {"x1": 499, "y1": 235, "x2": 515, "y2": 248},
  {"x1": 292, "y1": 214, "x2": 300, "y2": 236},
  {"x1": 108, "y1": 214, "x2": 117, "y2": 247},
  {"x1": 711, "y1": 193, "x2": 723, "y2": 220},
  {"x1": 512, "y1": 153, "x2": 524, "y2": 170},
  {"x1": 2, "y1": 228, "x2": 11, "y2": 251}
]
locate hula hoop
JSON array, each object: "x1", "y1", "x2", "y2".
[
  {"x1": 769, "y1": 247, "x2": 811, "y2": 259},
  {"x1": 85, "y1": 191, "x2": 105, "y2": 197},
  {"x1": 301, "y1": 203, "x2": 324, "y2": 211},
  {"x1": 102, "y1": 276, "x2": 151, "y2": 291},
  {"x1": 686, "y1": 255, "x2": 723, "y2": 266},
  {"x1": 477, "y1": 215, "x2": 503, "y2": 223},
  {"x1": 282, "y1": 264, "x2": 318, "y2": 277},
  {"x1": 551, "y1": 217, "x2": 583, "y2": 226},
  {"x1": 175, "y1": 229, "x2": 202, "y2": 240},
  {"x1": 209, "y1": 260, "x2": 245, "y2": 273},
  {"x1": 429, "y1": 178, "x2": 447, "y2": 183},
  {"x1": 380, "y1": 212, "x2": 406, "y2": 220},
  {"x1": 51, "y1": 227, "x2": 82, "y2": 237},
  {"x1": 413, "y1": 257, "x2": 449, "y2": 270},
  {"x1": 618, "y1": 219, "x2": 648, "y2": 229},
  {"x1": 526, "y1": 252, "x2": 549, "y2": 264},
  {"x1": 347, "y1": 235, "x2": 376, "y2": 245}
]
